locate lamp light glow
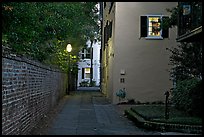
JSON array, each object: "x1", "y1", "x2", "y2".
[{"x1": 66, "y1": 44, "x2": 72, "y2": 52}]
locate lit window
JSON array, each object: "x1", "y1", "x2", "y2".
[
  {"x1": 85, "y1": 68, "x2": 90, "y2": 73},
  {"x1": 148, "y1": 17, "x2": 161, "y2": 37},
  {"x1": 140, "y1": 15, "x2": 169, "y2": 39},
  {"x1": 85, "y1": 68, "x2": 90, "y2": 78}
]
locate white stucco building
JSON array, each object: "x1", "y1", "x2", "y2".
[
  {"x1": 77, "y1": 40, "x2": 101, "y2": 87},
  {"x1": 101, "y1": 2, "x2": 178, "y2": 104}
]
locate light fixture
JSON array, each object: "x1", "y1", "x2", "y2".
[{"x1": 66, "y1": 44, "x2": 72, "y2": 52}]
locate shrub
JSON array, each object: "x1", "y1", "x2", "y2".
[
  {"x1": 135, "y1": 101, "x2": 141, "y2": 105},
  {"x1": 79, "y1": 80, "x2": 89, "y2": 87},
  {"x1": 151, "y1": 101, "x2": 164, "y2": 105},
  {"x1": 127, "y1": 99, "x2": 136, "y2": 104},
  {"x1": 171, "y1": 78, "x2": 202, "y2": 117},
  {"x1": 144, "y1": 102, "x2": 150, "y2": 105},
  {"x1": 89, "y1": 80, "x2": 96, "y2": 87}
]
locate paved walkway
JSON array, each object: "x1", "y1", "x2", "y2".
[
  {"x1": 47, "y1": 90, "x2": 198, "y2": 135},
  {"x1": 47, "y1": 90, "x2": 160, "y2": 135}
]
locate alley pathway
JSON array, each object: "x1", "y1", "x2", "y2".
[{"x1": 47, "y1": 90, "x2": 160, "y2": 135}]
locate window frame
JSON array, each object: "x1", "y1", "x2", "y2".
[
  {"x1": 81, "y1": 48, "x2": 91, "y2": 59},
  {"x1": 84, "y1": 68, "x2": 91, "y2": 79},
  {"x1": 140, "y1": 15, "x2": 169, "y2": 40},
  {"x1": 146, "y1": 15, "x2": 163, "y2": 39},
  {"x1": 82, "y1": 67, "x2": 91, "y2": 79}
]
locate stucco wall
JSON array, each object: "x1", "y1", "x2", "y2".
[
  {"x1": 111, "y1": 2, "x2": 178, "y2": 104},
  {"x1": 101, "y1": 2, "x2": 116, "y2": 100},
  {"x1": 100, "y1": 2, "x2": 178, "y2": 104}
]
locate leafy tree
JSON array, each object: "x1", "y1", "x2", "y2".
[
  {"x1": 2, "y1": 2, "x2": 100, "y2": 71},
  {"x1": 172, "y1": 78, "x2": 202, "y2": 117},
  {"x1": 161, "y1": 5, "x2": 180, "y2": 29},
  {"x1": 167, "y1": 41, "x2": 202, "y2": 117},
  {"x1": 161, "y1": 4, "x2": 202, "y2": 81},
  {"x1": 167, "y1": 42, "x2": 202, "y2": 81},
  {"x1": 163, "y1": 4, "x2": 202, "y2": 116}
]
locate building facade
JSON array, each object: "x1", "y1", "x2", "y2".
[
  {"x1": 176, "y1": 2, "x2": 202, "y2": 42},
  {"x1": 77, "y1": 40, "x2": 101, "y2": 87},
  {"x1": 101, "y1": 2, "x2": 178, "y2": 104}
]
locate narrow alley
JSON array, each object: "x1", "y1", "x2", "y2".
[
  {"x1": 47, "y1": 89, "x2": 160, "y2": 135},
  {"x1": 2, "y1": 2, "x2": 202, "y2": 135}
]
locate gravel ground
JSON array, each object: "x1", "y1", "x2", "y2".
[{"x1": 29, "y1": 95, "x2": 70, "y2": 135}]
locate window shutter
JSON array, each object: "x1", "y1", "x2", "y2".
[
  {"x1": 162, "y1": 16, "x2": 169, "y2": 38},
  {"x1": 82, "y1": 54, "x2": 84, "y2": 59},
  {"x1": 110, "y1": 21, "x2": 112, "y2": 38},
  {"x1": 91, "y1": 47, "x2": 93, "y2": 59},
  {"x1": 109, "y1": 2, "x2": 114, "y2": 14},
  {"x1": 104, "y1": 22, "x2": 108, "y2": 44},
  {"x1": 82, "y1": 68, "x2": 84, "y2": 79},
  {"x1": 140, "y1": 16, "x2": 147, "y2": 37},
  {"x1": 107, "y1": 23, "x2": 110, "y2": 40},
  {"x1": 104, "y1": 26, "x2": 106, "y2": 44}
]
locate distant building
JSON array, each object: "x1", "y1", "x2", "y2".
[
  {"x1": 77, "y1": 40, "x2": 101, "y2": 87},
  {"x1": 100, "y1": 2, "x2": 178, "y2": 104}
]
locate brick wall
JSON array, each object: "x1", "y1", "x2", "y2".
[{"x1": 2, "y1": 48, "x2": 68, "y2": 135}]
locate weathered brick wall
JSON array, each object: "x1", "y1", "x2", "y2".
[{"x1": 2, "y1": 49, "x2": 68, "y2": 135}]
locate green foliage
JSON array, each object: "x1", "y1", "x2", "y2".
[
  {"x1": 162, "y1": 6, "x2": 202, "y2": 82},
  {"x1": 42, "y1": 39, "x2": 80, "y2": 73},
  {"x1": 163, "y1": 5, "x2": 202, "y2": 81},
  {"x1": 168, "y1": 42, "x2": 202, "y2": 81},
  {"x1": 171, "y1": 78, "x2": 202, "y2": 117},
  {"x1": 127, "y1": 99, "x2": 136, "y2": 104},
  {"x1": 89, "y1": 80, "x2": 96, "y2": 87},
  {"x1": 79, "y1": 80, "x2": 90, "y2": 87},
  {"x1": 2, "y1": 2, "x2": 99, "y2": 65},
  {"x1": 163, "y1": 5, "x2": 202, "y2": 118},
  {"x1": 131, "y1": 105, "x2": 202, "y2": 125},
  {"x1": 161, "y1": 6, "x2": 180, "y2": 29},
  {"x1": 79, "y1": 80, "x2": 96, "y2": 87}
]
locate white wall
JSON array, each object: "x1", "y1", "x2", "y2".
[
  {"x1": 92, "y1": 41, "x2": 101, "y2": 86},
  {"x1": 112, "y1": 2, "x2": 178, "y2": 104},
  {"x1": 77, "y1": 40, "x2": 101, "y2": 87},
  {"x1": 101, "y1": 2, "x2": 178, "y2": 104}
]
